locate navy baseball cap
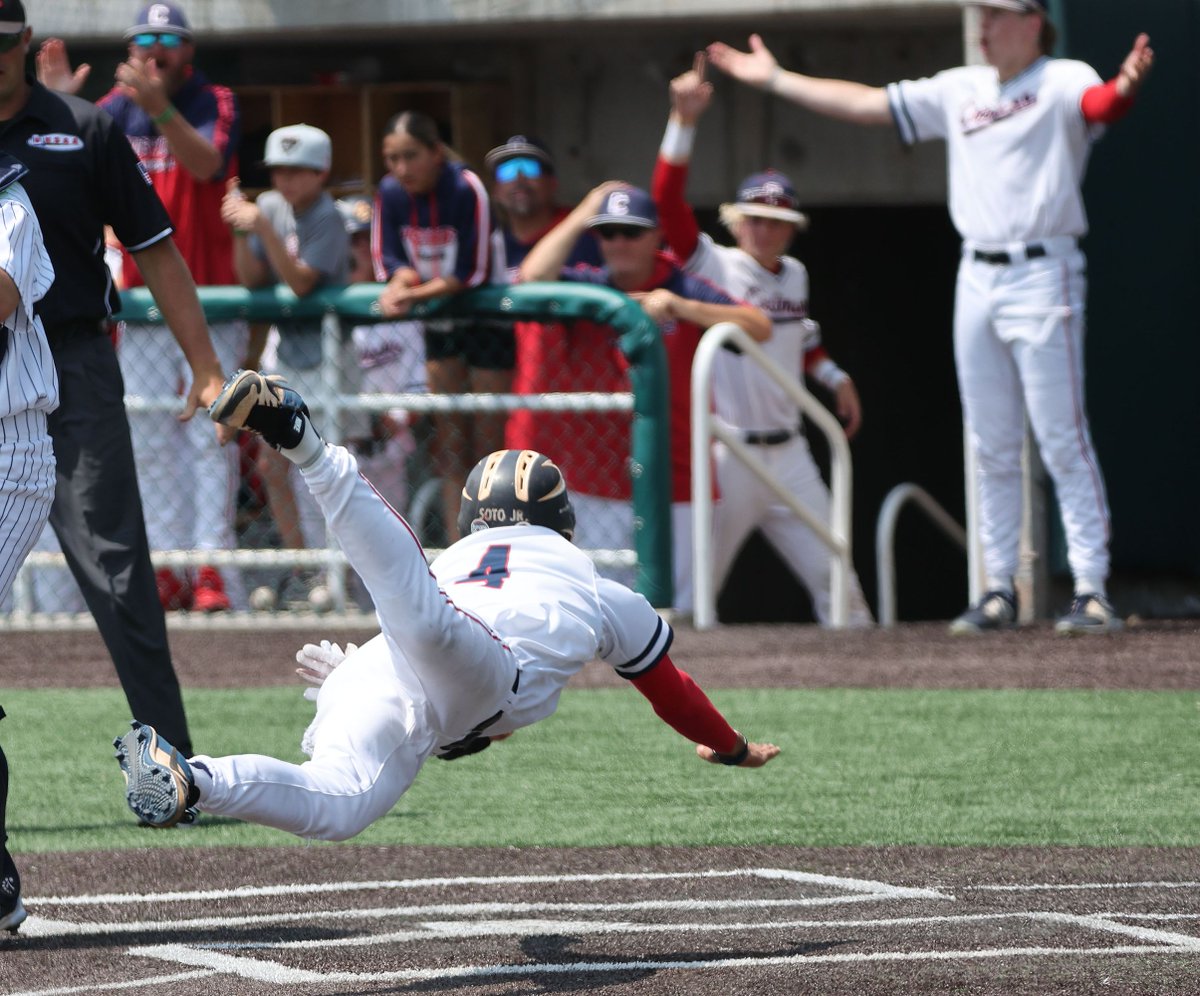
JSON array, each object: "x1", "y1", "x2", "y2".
[
  {"x1": 484, "y1": 135, "x2": 555, "y2": 173},
  {"x1": 125, "y1": 2, "x2": 193, "y2": 41},
  {"x1": 732, "y1": 170, "x2": 808, "y2": 226},
  {"x1": 336, "y1": 195, "x2": 373, "y2": 235},
  {"x1": 588, "y1": 186, "x2": 658, "y2": 229},
  {"x1": 0, "y1": 0, "x2": 27, "y2": 35}
]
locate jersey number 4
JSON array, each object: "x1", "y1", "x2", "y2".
[{"x1": 460, "y1": 544, "x2": 511, "y2": 588}]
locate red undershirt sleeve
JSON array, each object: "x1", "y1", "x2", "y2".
[
  {"x1": 629, "y1": 654, "x2": 742, "y2": 754},
  {"x1": 651, "y1": 156, "x2": 701, "y2": 262},
  {"x1": 1080, "y1": 77, "x2": 1136, "y2": 125}
]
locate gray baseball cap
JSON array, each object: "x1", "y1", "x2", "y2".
[{"x1": 262, "y1": 124, "x2": 332, "y2": 172}]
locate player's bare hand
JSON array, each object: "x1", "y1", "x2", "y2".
[
  {"x1": 115, "y1": 56, "x2": 170, "y2": 118},
  {"x1": 836, "y1": 378, "x2": 862, "y2": 440},
  {"x1": 696, "y1": 741, "x2": 781, "y2": 768},
  {"x1": 1116, "y1": 33, "x2": 1153, "y2": 98},
  {"x1": 221, "y1": 179, "x2": 260, "y2": 233},
  {"x1": 36, "y1": 39, "x2": 91, "y2": 95},
  {"x1": 580, "y1": 180, "x2": 632, "y2": 216},
  {"x1": 182, "y1": 372, "x2": 236, "y2": 443},
  {"x1": 378, "y1": 283, "x2": 416, "y2": 318},
  {"x1": 670, "y1": 52, "x2": 714, "y2": 125},
  {"x1": 707, "y1": 34, "x2": 779, "y2": 90},
  {"x1": 629, "y1": 288, "x2": 678, "y2": 324}
]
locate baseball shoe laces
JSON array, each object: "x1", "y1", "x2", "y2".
[{"x1": 113, "y1": 721, "x2": 198, "y2": 829}]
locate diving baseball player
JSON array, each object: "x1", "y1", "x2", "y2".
[
  {"x1": 113, "y1": 371, "x2": 779, "y2": 838},
  {"x1": 652, "y1": 55, "x2": 871, "y2": 626},
  {"x1": 709, "y1": 5, "x2": 1154, "y2": 634}
]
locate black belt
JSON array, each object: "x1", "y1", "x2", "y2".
[
  {"x1": 744, "y1": 427, "x2": 796, "y2": 446},
  {"x1": 43, "y1": 318, "x2": 108, "y2": 346},
  {"x1": 971, "y1": 240, "x2": 1075, "y2": 265}
]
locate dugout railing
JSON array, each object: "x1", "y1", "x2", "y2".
[
  {"x1": 690, "y1": 322, "x2": 855, "y2": 630},
  {"x1": 2, "y1": 284, "x2": 672, "y2": 627}
]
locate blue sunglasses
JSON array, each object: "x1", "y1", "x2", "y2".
[
  {"x1": 495, "y1": 157, "x2": 545, "y2": 182},
  {"x1": 131, "y1": 32, "x2": 185, "y2": 48}
]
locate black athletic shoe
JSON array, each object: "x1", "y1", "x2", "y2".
[
  {"x1": 208, "y1": 369, "x2": 312, "y2": 450},
  {"x1": 948, "y1": 589, "x2": 1017, "y2": 635},
  {"x1": 0, "y1": 848, "x2": 25, "y2": 934}
]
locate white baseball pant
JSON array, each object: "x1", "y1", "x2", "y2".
[
  {"x1": 954, "y1": 249, "x2": 1111, "y2": 587},
  {"x1": 191, "y1": 443, "x2": 518, "y2": 840},
  {"x1": 0, "y1": 410, "x2": 55, "y2": 604},
  {"x1": 711, "y1": 436, "x2": 872, "y2": 626}
]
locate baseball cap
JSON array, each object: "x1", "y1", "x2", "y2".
[
  {"x1": 124, "y1": 2, "x2": 193, "y2": 41},
  {"x1": 587, "y1": 186, "x2": 658, "y2": 229},
  {"x1": 732, "y1": 170, "x2": 808, "y2": 226},
  {"x1": 336, "y1": 195, "x2": 373, "y2": 235},
  {"x1": 0, "y1": 0, "x2": 27, "y2": 35},
  {"x1": 484, "y1": 135, "x2": 555, "y2": 174},
  {"x1": 965, "y1": 0, "x2": 1047, "y2": 12},
  {"x1": 262, "y1": 124, "x2": 332, "y2": 171}
]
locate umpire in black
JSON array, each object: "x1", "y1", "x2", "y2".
[{"x1": 0, "y1": 3, "x2": 226, "y2": 759}]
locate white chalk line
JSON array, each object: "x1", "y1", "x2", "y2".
[
  {"x1": 6, "y1": 970, "x2": 214, "y2": 996},
  {"x1": 128, "y1": 942, "x2": 1200, "y2": 986},
  {"x1": 26, "y1": 866, "x2": 947, "y2": 907},
  {"x1": 965, "y1": 881, "x2": 1200, "y2": 892}
]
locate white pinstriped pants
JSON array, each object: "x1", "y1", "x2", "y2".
[{"x1": 0, "y1": 409, "x2": 55, "y2": 603}]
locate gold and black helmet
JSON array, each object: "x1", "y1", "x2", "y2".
[{"x1": 458, "y1": 449, "x2": 575, "y2": 541}]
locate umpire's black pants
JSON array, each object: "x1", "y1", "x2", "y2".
[{"x1": 46, "y1": 330, "x2": 193, "y2": 756}]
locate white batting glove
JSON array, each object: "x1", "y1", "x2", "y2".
[{"x1": 295, "y1": 640, "x2": 358, "y2": 700}]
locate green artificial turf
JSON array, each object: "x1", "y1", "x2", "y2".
[{"x1": 3, "y1": 686, "x2": 1197, "y2": 852}]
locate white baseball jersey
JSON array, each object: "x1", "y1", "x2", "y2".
[
  {"x1": 684, "y1": 234, "x2": 820, "y2": 432},
  {"x1": 430, "y1": 526, "x2": 673, "y2": 735},
  {"x1": 887, "y1": 57, "x2": 1103, "y2": 244},
  {"x1": 0, "y1": 182, "x2": 57, "y2": 419}
]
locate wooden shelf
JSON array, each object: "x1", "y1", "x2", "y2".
[{"x1": 233, "y1": 81, "x2": 512, "y2": 196}]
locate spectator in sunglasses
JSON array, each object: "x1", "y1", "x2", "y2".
[
  {"x1": 520, "y1": 183, "x2": 770, "y2": 613},
  {"x1": 37, "y1": 1, "x2": 249, "y2": 616}
]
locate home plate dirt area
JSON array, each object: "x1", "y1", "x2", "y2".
[{"x1": 4, "y1": 621, "x2": 1200, "y2": 995}]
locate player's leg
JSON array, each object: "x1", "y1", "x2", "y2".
[
  {"x1": 0, "y1": 411, "x2": 55, "y2": 605},
  {"x1": 183, "y1": 639, "x2": 430, "y2": 840},
  {"x1": 1004, "y1": 255, "x2": 1114, "y2": 617},
  {"x1": 48, "y1": 334, "x2": 193, "y2": 755},
  {"x1": 758, "y1": 440, "x2": 873, "y2": 626},
  {"x1": 710, "y1": 438, "x2": 769, "y2": 593},
  {"x1": 0, "y1": 713, "x2": 26, "y2": 933},
  {"x1": 955, "y1": 262, "x2": 1027, "y2": 588}
]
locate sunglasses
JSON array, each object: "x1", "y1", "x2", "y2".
[
  {"x1": 494, "y1": 157, "x2": 545, "y2": 182},
  {"x1": 0, "y1": 33, "x2": 23, "y2": 54},
  {"x1": 594, "y1": 225, "x2": 649, "y2": 241},
  {"x1": 131, "y1": 32, "x2": 185, "y2": 49}
]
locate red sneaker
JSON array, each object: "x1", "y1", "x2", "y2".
[
  {"x1": 192, "y1": 565, "x2": 231, "y2": 613},
  {"x1": 156, "y1": 568, "x2": 192, "y2": 611}
]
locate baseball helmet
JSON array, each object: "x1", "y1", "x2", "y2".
[{"x1": 458, "y1": 449, "x2": 575, "y2": 541}]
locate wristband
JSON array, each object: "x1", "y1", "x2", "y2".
[
  {"x1": 661, "y1": 118, "x2": 696, "y2": 161},
  {"x1": 811, "y1": 358, "x2": 850, "y2": 391},
  {"x1": 153, "y1": 105, "x2": 177, "y2": 126},
  {"x1": 712, "y1": 733, "x2": 750, "y2": 766},
  {"x1": 766, "y1": 65, "x2": 782, "y2": 94}
]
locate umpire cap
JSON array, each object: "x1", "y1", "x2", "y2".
[{"x1": 459, "y1": 450, "x2": 575, "y2": 541}]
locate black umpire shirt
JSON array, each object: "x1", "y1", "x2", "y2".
[{"x1": 0, "y1": 77, "x2": 173, "y2": 337}]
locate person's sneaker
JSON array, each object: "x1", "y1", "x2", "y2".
[
  {"x1": 0, "y1": 848, "x2": 25, "y2": 935},
  {"x1": 208, "y1": 369, "x2": 312, "y2": 450},
  {"x1": 156, "y1": 567, "x2": 192, "y2": 611},
  {"x1": 113, "y1": 721, "x2": 198, "y2": 829},
  {"x1": 192, "y1": 565, "x2": 231, "y2": 613},
  {"x1": 1055, "y1": 593, "x2": 1123, "y2": 636},
  {"x1": 948, "y1": 589, "x2": 1017, "y2": 635}
]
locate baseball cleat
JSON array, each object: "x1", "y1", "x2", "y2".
[
  {"x1": 1055, "y1": 593, "x2": 1123, "y2": 636},
  {"x1": 113, "y1": 721, "x2": 198, "y2": 829},
  {"x1": 948, "y1": 589, "x2": 1017, "y2": 635},
  {"x1": 0, "y1": 849, "x2": 25, "y2": 935},
  {"x1": 208, "y1": 369, "x2": 312, "y2": 450}
]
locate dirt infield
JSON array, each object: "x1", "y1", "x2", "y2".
[{"x1": 3, "y1": 620, "x2": 1199, "y2": 994}]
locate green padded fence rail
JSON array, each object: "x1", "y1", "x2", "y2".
[{"x1": 118, "y1": 282, "x2": 673, "y2": 607}]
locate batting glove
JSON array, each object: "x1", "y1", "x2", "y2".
[{"x1": 295, "y1": 640, "x2": 358, "y2": 701}]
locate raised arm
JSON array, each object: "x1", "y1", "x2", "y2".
[
  {"x1": 651, "y1": 53, "x2": 711, "y2": 262},
  {"x1": 519, "y1": 181, "x2": 623, "y2": 282},
  {"x1": 708, "y1": 33, "x2": 892, "y2": 126}
]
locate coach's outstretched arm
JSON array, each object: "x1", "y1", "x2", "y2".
[{"x1": 708, "y1": 33, "x2": 892, "y2": 126}]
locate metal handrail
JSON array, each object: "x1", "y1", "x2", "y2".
[
  {"x1": 875, "y1": 483, "x2": 967, "y2": 627},
  {"x1": 690, "y1": 322, "x2": 854, "y2": 630}
]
